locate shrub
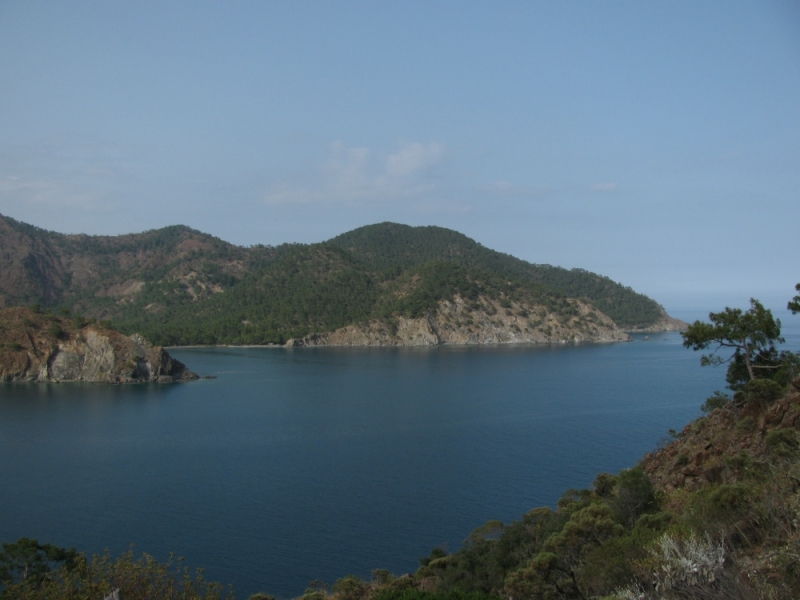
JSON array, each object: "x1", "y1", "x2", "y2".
[
  {"x1": 1, "y1": 548, "x2": 233, "y2": 600},
  {"x1": 742, "y1": 379, "x2": 783, "y2": 403},
  {"x1": 333, "y1": 575, "x2": 367, "y2": 600},
  {"x1": 419, "y1": 547, "x2": 447, "y2": 568},
  {"x1": 649, "y1": 532, "x2": 725, "y2": 595},
  {"x1": 689, "y1": 483, "x2": 754, "y2": 532},
  {"x1": 593, "y1": 473, "x2": 618, "y2": 498},
  {"x1": 707, "y1": 483, "x2": 751, "y2": 514},
  {"x1": 734, "y1": 417, "x2": 756, "y2": 434},
  {"x1": 373, "y1": 591, "x2": 495, "y2": 600},
  {"x1": 580, "y1": 527, "x2": 660, "y2": 596},
  {"x1": 724, "y1": 451, "x2": 753, "y2": 476},
  {"x1": 610, "y1": 468, "x2": 657, "y2": 528},
  {"x1": 633, "y1": 511, "x2": 673, "y2": 533},
  {"x1": 371, "y1": 569, "x2": 395, "y2": 585},
  {"x1": 701, "y1": 391, "x2": 731, "y2": 413},
  {"x1": 765, "y1": 429, "x2": 800, "y2": 458}
]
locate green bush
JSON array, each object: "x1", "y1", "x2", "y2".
[
  {"x1": 419, "y1": 547, "x2": 447, "y2": 568},
  {"x1": 593, "y1": 473, "x2": 618, "y2": 498},
  {"x1": 701, "y1": 390, "x2": 730, "y2": 413},
  {"x1": 766, "y1": 429, "x2": 800, "y2": 457},
  {"x1": 0, "y1": 547, "x2": 232, "y2": 600},
  {"x1": 373, "y1": 590, "x2": 496, "y2": 600},
  {"x1": 689, "y1": 483, "x2": 754, "y2": 532},
  {"x1": 734, "y1": 416, "x2": 756, "y2": 434},
  {"x1": 332, "y1": 575, "x2": 367, "y2": 600},
  {"x1": 742, "y1": 378, "x2": 784, "y2": 403},
  {"x1": 724, "y1": 451, "x2": 753, "y2": 476},
  {"x1": 610, "y1": 467, "x2": 657, "y2": 528},
  {"x1": 371, "y1": 569, "x2": 395, "y2": 585},
  {"x1": 579, "y1": 527, "x2": 660, "y2": 597}
]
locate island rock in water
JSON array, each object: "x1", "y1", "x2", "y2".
[{"x1": 0, "y1": 307, "x2": 197, "y2": 383}]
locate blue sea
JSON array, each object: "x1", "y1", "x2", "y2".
[{"x1": 2, "y1": 312, "x2": 798, "y2": 598}]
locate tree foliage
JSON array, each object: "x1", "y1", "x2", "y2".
[
  {"x1": 1, "y1": 214, "x2": 671, "y2": 344},
  {"x1": 0, "y1": 545, "x2": 232, "y2": 600},
  {"x1": 789, "y1": 282, "x2": 800, "y2": 314},
  {"x1": 0, "y1": 538, "x2": 79, "y2": 591},
  {"x1": 681, "y1": 298, "x2": 797, "y2": 390},
  {"x1": 329, "y1": 223, "x2": 665, "y2": 328}
]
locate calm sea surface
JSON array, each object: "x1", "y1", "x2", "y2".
[{"x1": 2, "y1": 315, "x2": 798, "y2": 598}]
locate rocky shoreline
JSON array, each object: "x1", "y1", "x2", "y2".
[
  {"x1": 0, "y1": 307, "x2": 197, "y2": 383},
  {"x1": 287, "y1": 294, "x2": 632, "y2": 347}
]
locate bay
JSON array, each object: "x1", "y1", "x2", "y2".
[{"x1": 2, "y1": 322, "x2": 797, "y2": 598}]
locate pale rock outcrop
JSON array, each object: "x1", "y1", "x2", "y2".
[
  {"x1": 31, "y1": 331, "x2": 197, "y2": 383},
  {"x1": 0, "y1": 308, "x2": 197, "y2": 383},
  {"x1": 287, "y1": 294, "x2": 630, "y2": 347}
]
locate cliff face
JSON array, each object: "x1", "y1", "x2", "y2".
[
  {"x1": 624, "y1": 306, "x2": 688, "y2": 333},
  {"x1": 0, "y1": 307, "x2": 197, "y2": 383},
  {"x1": 287, "y1": 294, "x2": 630, "y2": 347}
]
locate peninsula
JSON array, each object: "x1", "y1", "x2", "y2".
[{"x1": 0, "y1": 215, "x2": 684, "y2": 347}]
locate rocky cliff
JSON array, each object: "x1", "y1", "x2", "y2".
[
  {"x1": 624, "y1": 305, "x2": 688, "y2": 333},
  {"x1": 0, "y1": 307, "x2": 197, "y2": 383},
  {"x1": 287, "y1": 294, "x2": 630, "y2": 347}
]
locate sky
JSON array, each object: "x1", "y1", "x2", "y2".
[{"x1": 1, "y1": 1, "x2": 799, "y2": 311}]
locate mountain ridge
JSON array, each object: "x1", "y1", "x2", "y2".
[{"x1": 0, "y1": 213, "x2": 683, "y2": 346}]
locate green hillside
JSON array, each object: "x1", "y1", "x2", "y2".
[
  {"x1": 110, "y1": 247, "x2": 571, "y2": 346},
  {"x1": 329, "y1": 223, "x2": 664, "y2": 328},
  {"x1": 0, "y1": 214, "x2": 672, "y2": 345}
]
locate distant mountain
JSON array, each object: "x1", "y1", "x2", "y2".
[
  {"x1": 0, "y1": 214, "x2": 682, "y2": 346},
  {"x1": 329, "y1": 222, "x2": 671, "y2": 329}
]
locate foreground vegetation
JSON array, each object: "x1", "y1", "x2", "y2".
[{"x1": 3, "y1": 288, "x2": 798, "y2": 599}]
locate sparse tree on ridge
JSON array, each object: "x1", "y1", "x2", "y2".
[
  {"x1": 789, "y1": 282, "x2": 800, "y2": 314},
  {"x1": 682, "y1": 294, "x2": 799, "y2": 391}
]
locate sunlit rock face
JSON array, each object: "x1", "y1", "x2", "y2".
[
  {"x1": 287, "y1": 294, "x2": 630, "y2": 347},
  {"x1": 0, "y1": 307, "x2": 197, "y2": 383}
]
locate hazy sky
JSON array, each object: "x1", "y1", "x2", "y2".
[{"x1": 1, "y1": 1, "x2": 798, "y2": 309}]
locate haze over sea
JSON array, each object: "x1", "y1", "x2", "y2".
[{"x1": 2, "y1": 310, "x2": 798, "y2": 598}]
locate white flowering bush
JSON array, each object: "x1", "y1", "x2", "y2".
[
  {"x1": 651, "y1": 532, "x2": 725, "y2": 593},
  {"x1": 612, "y1": 583, "x2": 647, "y2": 599}
]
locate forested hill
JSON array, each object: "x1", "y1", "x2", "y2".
[
  {"x1": 0, "y1": 214, "x2": 677, "y2": 345},
  {"x1": 329, "y1": 223, "x2": 666, "y2": 328}
]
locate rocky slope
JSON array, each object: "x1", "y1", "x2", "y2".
[
  {"x1": 0, "y1": 307, "x2": 197, "y2": 383},
  {"x1": 624, "y1": 306, "x2": 687, "y2": 332},
  {"x1": 287, "y1": 294, "x2": 630, "y2": 346},
  {"x1": 642, "y1": 384, "x2": 800, "y2": 491}
]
